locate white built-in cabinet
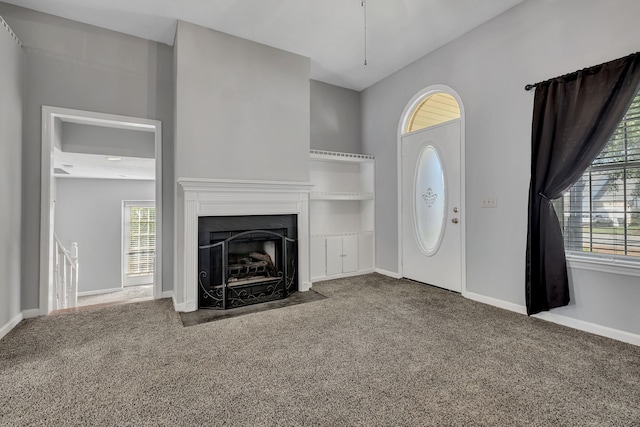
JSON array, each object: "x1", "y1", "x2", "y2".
[{"x1": 309, "y1": 150, "x2": 375, "y2": 282}]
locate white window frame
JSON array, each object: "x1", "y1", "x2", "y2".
[
  {"x1": 566, "y1": 253, "x2": 640, "y2": 277},
  {"x1": 122, "y1": 200, "x2": 156, "y2": 286}
]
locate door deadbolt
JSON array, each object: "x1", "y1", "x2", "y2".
[{"x1": 453, "y1": 207, "x2": 459, "y2": 213}]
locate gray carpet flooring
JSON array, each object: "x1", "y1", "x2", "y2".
[{"x1": 1, "y1": 274, "x2": 638, "y2": 426}]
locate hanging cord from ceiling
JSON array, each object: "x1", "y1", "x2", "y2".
[{"x1": 361, "y1": 0, "x2": 367, "y2": 66}]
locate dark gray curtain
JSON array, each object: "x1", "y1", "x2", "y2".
[{"x1": 526, "y1": 53, "x2": 640, "y2": 315}]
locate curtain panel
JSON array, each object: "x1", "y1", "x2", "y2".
[{"x1": 526, "y1": 53, "x2": 640, "y2": 315}]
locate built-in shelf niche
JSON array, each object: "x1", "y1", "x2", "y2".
[{"x1": 309, "y1": 150, "x2": 375, "y2": 282}]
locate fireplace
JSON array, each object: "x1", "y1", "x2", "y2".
[
  {"x1": 177, "y1": 179, "x2": 312, "y2": 313},
  {"x1": 198, "y1": 215, "x2": 297, "y2": 309}
]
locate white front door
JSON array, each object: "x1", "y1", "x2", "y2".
[{"x1": 401, "y1": 119, "x2": 462, "y2": 292}]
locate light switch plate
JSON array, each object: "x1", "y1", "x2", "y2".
[{"x1": 482, "y1": 197, "x2": 497, "y2": 208}]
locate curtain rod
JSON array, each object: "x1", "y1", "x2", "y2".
[{"x1": 524, "y1": 52, "x2": 639, "y2": 91}]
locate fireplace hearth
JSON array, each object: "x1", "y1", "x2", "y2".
[{"x1": 198, "y1": 215, "x2": 297, "y2": 309}]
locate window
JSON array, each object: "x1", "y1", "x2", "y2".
[
  {"x1": 405, "y1": 92, "x2": 460, "y2": 133},
  {"x1": 123, "y1": 202, "x2": 156, "y2": 285},
  {"x1": 556, "y1": 90, "x2": 640, "y2": 262}
]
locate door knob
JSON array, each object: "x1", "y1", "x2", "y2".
[{"x1": 451, "y1": 218, "x2": 459, "y2": 224}]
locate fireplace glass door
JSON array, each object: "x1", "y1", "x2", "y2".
[{"x1": 198, "y1": 215, "x2": 297, "y2": 309}]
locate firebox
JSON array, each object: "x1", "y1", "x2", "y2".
[{"x1": 197, "y1": 215, "x2": 297, "y2": 309}]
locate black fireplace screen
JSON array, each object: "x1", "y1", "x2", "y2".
[{"x1": 198, "y1": 215, "x2": 297, "y2": 309}]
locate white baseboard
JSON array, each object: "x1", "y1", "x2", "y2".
[
  {"x1": 77, "y1": 287, "x2": 122, "y2": 297},
  {"x1": 462, "y1": 291, "x2": 639, "y2": 346},
  {"x1": 374, "y1": 268, "x2": 402, "y2": 279},
  {"x1": 161, "y1": 290, "x2": 173, "y2": 299},
  {"x1": 532, "y1": 312, "x2": 640, "y2": 347},
  {"x1": 463, "y1": 291, "x2": 528, "y2": 315},
  {"x1": 22, "y1": 308, "x2": 42, "y2": 319},
  {"x1": 0, "y1": 313, "x2": 23, "y2": 340}
]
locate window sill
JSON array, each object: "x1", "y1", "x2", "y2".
[{"x1": 566, "y1": 254, "x2": 640, "y2": 278}]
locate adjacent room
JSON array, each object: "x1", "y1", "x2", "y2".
[
  {"x1": 1, "y1": 0, "x2": 639, "y2": 425},
  {"x1": 53, "y1": 118, "x2": 159, "y2": 310}
]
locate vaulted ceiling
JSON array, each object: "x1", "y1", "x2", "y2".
[{"x1": 3, "y1": 0, "x2": 525, "y2": 91}]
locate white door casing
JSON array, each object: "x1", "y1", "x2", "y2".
[
  {"x1": 41, "y1": 106, "x2": 162, "y2": 315},
  {"x1": 401, "y1": 119, "x2": 462, "y2": 291}
]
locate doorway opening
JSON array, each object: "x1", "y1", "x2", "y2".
[
  {"x1": 41, "y1": 106, "x2": 162, "y2": 314},
  {"x1": 397, "y1": 86, "x2": 466, "y2": 293}
]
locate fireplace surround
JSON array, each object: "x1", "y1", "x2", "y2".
[{"x1": 176, "y1": 179, "x2": 313, "y2": 312}]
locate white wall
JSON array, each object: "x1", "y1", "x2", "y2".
[
  {"x1": 362, "y1": 0, "x2": 640, "y2": 336},
  {"x1": 311, "y1": 80, "x2": 361, "y2": 154},
  {"x1": 55, "y1": 178, "x2": 155, "y2": 294},
  {"x1": 174, "y1": 20, "x2": 310, "y2": 182},
  {"x1": 0, "y1": 14, "x2": 23, "y2": 333},
  {"x1": 0, "y1": 3, "x2": 175, "y2": 309}
]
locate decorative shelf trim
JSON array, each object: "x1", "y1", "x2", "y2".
[
  {"x1": 310, "y1": 149, "x2": 374, "y2": 162},
  {"x1": 310, "y1": 191, "x2": 374, "y2": 200},
  {"x1": 1, "y1": 15, "x2": 22, "y2": 47}
]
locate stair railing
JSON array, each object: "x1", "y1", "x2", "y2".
[{"x1": 54, "y1": 234, "x2": 79, "y2": 309}]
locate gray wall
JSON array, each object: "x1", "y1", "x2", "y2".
[
  {"x1": 61, "y1": 123, "x2": 155, "y2": 159},
  {"x1": 55, "y1": 178, "x2": 155, "y2": 294},
  {"x1": 361, "y1": 0, "x2": 640, "y2": 335},
  {"x1": 0, "y1": 3, "x2": 175, "y2": 310},
  {"x1": 310, "y1": 80, "x2": 361, "y2": 153},
  {"x1": 173, "y1": 21, "x2": 311, "y2": 306},
  {"x1": 174, "y1": 20, "x2": 310, "y2": 182},
  {"x1": 0, "y1": 15, "x2": 23, "y2": 328}
]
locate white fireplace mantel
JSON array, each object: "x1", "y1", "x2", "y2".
[{"x1": 176, "y1": 178, "x2": 314, "y2": 312}]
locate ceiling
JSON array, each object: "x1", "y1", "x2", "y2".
[
  {"x1": 4, "y1": 0, "x2": 525, "y2": 90},
  {"x1": 54, "y1": 148, "x2": 155, "y2": 180}
]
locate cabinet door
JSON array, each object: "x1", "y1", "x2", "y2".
[
  {"x1": 326, "y1": 236, "x2": 343, "y2": 276},
  {"x1": 310, "y1": 236, "x2": 327, "y2": 279},
  {"x1": 342, "y1": 235, "x2": 359, "y2": 273}
]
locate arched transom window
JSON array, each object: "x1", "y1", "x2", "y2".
[{"x1": 405, "y1": 92, "x2": 461, "y2": 133}]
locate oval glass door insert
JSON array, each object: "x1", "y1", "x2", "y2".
[{"x1": 414, "y1": 144, "x2": 446, "y2": 255}]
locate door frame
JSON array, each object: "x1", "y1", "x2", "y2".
[
  {"x1": 40, "y1": 106, "x2": 162, "y2": 315},
  {"x1": 396, "y1": 85, "x2": 466, "y2": 293}
]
